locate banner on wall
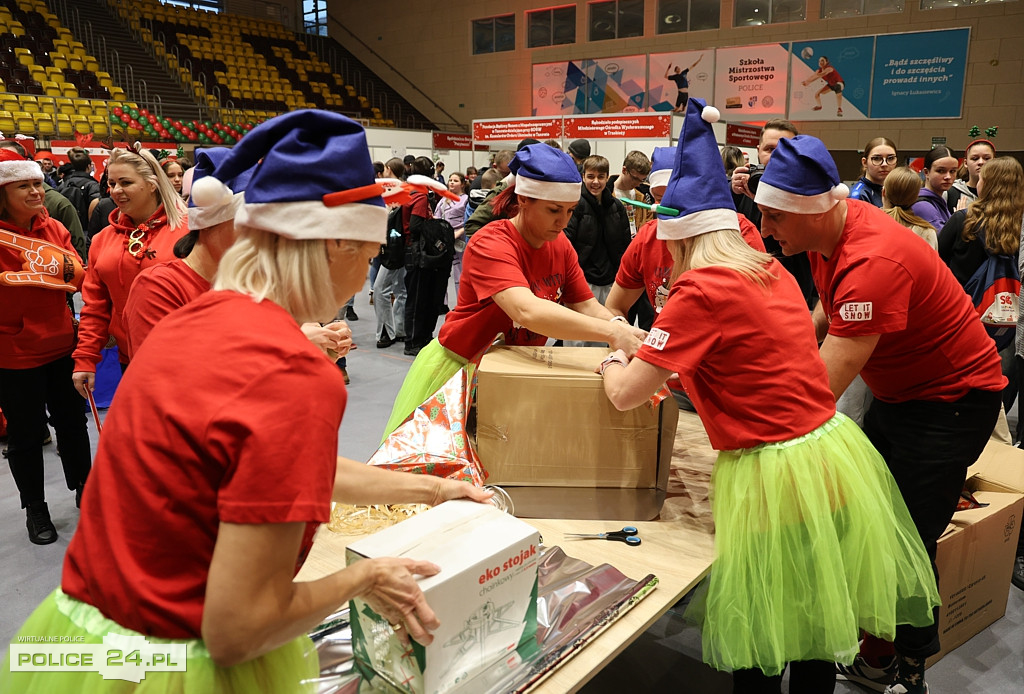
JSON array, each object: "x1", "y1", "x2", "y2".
[
  {"x1": 789, "y1": 37, "x2": 874, "y2": 121},
  {"x1": 725, "y1": 124, "x2": 761, "y2": 147},
  {"x1": 714, "y1": 43, "x2": 789, "y2": 119},
  {"x1": 586, "y1": 55, "x2": 647, "y2": 113},
  {"x1": 648, "y1": 50, "x2": 714, "y2": 112},
  {"x1": 473, "y1": 118, "x2": 562, "y2": 142},
  {"x1": 532, "y1": 61, "x2": 587, "y2": 116},
  {"x1": 870, "y1": 28, "x2": 970, "y2": 119},
  {"x1": 432, "y1": 132, "x2": 487, "y2": 151},
  {"x1": 563, "y1": 114, "x2": 671, "y2": 139}
]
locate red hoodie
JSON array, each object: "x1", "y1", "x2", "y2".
[
  {"x1": 72, "y1": 205, "x2": 188, "y2": 371},
  {"x1": 0, "y1": 211, "x2": 81, "y2": 369}
]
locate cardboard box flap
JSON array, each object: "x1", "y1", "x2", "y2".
[
  {"x1": 478, "y1": 345, "x2": 609, "y2": 377},
  {"x1": 968, "y1": 441, "x2": 1024, "y2": 494},
  {"x1": 346, "y1": 501, "x2": 538, "y2": 590}
]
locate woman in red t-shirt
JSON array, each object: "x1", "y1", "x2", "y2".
[
  {"x1": 0, "y1": 149, "x2": 91, "y2": 546},
  {"x1": 381, "y1": 144, "x2": 646, "y2": 439},
  {"x1": 71, "y1": 147, "x2": 189, "y2": 395},
  {"x1": 600, "y1": 100, "x2": 938, "y2": 691},
  {"x1": 2, "y1": 112, "x2": 490, "y2": 694}
]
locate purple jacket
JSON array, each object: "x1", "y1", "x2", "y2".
[
  {"x1": 911, "y1": 188, "x2": 951, "y2": 236},
  {"x1": 434, "y1": 194, "x2": 467, "y2": 230}
]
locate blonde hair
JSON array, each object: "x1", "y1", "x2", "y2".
[
  {"x1": 106, "y1": 148, "x2": 186, "y2": 229},
  {"x1": 214, "y1": 228, "x2": 339, "y2": 324},
  {"x1": 667, "y1": 229, "x2": 776, "y2": 289},
  {"x1": 963, "y1": 156, "x2": 1024, "y2": 256},
  {"x1": 883, "y1": 167, "x2": 935, "y2": 233}
]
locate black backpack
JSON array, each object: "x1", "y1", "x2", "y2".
[
  {"x1": 58, "y1": 176, "x2": 98, "y2": 230},
  {"x1": 378, "y1": 206, "x2": 406, "y2": 270},
  {"x1": 409, "y1": 218, "x2": 455, "y2": 271}
]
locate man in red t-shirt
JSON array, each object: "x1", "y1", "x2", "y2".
[{"x1": 756, "y1": 135, "x2": 1004, "y2": 694}]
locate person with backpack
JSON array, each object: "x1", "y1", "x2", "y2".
[
  {"x1": 756, "y1": 135, "x2": 1005, "y2": 694},
  {"x1": 57, "y1": 147, "x2": 101, "y2": 232},
  {"x1": 938, "y1": 156, "x2": 1024, "y2": 413}
]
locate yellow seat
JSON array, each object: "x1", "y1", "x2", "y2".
[
  {"x1": 33, "y1": 114, "x2": 56, "y2": 136},
  {"x1": 51, "y1": 56, "x2": 68, "y2": 70},
  {"x1": 89, "y1": 117, "x2": 110, "y2": 138},
  {"x1": 0, "y1": 114, "x2": 15, "y2": 134},
  {"x1": 15, "y1": 116, "x2": 35, "y2": 134},
  {"x1": 73, "y1": 118, "x2": 92, "y2": 135},
  {"x1": 56, "y1": 114, "x2": 73, "y2": 137},
  {"x1": 62, "y1": 86, "x2": 79, "y2": 98},
  {"x1": 75, "y1": 104, "x2": 93, "y2": 117}
]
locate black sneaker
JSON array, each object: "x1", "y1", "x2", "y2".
[
  {"x1": 26, "y1": 502, "x2": 58, "y2": 545},
  {"x1": 376, "y1": 329, "x2": 394, "y2": 349},
  {"x1": 1013, "y1": 555, "x2": 1024, "y2": 591},
  {"x1": 345, "y1": 306, "x2": 359, "y2": 321},
  {"x1": 404, "y1": 343, "x2": 422, "y2": 357},
  {"x1": 837, "y1": 655, "x2": 897, "y2": 692}
]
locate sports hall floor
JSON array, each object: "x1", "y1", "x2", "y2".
[{"x1": 2, "y1": 278, "x2": 1021, "y2": 692}]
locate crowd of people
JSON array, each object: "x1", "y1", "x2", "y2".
[{"x1": 1, "y1": 98, "x2": 1023, "y2": 694}]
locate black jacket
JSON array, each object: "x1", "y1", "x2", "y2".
[{"x1": 564, "y1": 186, "x2": 630, "y2": 286}]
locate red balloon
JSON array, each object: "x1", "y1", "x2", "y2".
[
  {"x1": 213, "y1": 135, "x2": 223, "y2": 144},
  {"x1": 139, "y1": 108, "x2": 149, "y2": 117},
  {"x1": 129, "y1": 119, "x2": 140, "y2": 129},
  {"x1": 120, "y1": 114, "x2": 130, "y2": 123},
  {"x1": 113, "y1": 106, "x2": 123, "y2": 116},
  {"x1": 188, "y1": 133, "x2": 197, "y2": 141}
]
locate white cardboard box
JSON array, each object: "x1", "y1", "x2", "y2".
[{"x1": 347, "y1": 501, "x2": 541, "y2": 694}]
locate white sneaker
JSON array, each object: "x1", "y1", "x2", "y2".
[{"x1": 882, "y1": 684, "x2": 929, "y2": 694}]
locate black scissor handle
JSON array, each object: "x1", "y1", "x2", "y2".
[{"x1": 608, "y1": 532, "x2": 642, "y2": 546}]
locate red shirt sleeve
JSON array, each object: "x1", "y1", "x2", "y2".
[
  {"x1": 72, "y1": 231, "x2": 114, "y2": 373},
  {"x1": 738, "y1": 213, "x2": 766, "y2": 252},
  {"x1": 826, "y1": 257, "x2": 910, "y2": 337},
  {"x1": 636, "y1": 278, "x2": 721, "y2": 379},
  {"x1": 124, "y1": 265, "x2": 182, "y2": 356},
  {"x1": 462, "y1": 227, "x2": 533, "y2": 301}
]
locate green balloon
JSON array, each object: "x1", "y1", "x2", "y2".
[
  {"x1": 224, "y1": 136, "x2": 236, "y2": 145},
  {"x1": 130, "y1": 109, "x2": 139, "y2": 119},
  {"x1": 110, "y1": 114, "x2": 119, "y2": 123}
]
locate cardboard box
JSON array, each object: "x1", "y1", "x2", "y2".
[
  {"x1": 475, "y1": 346, "x2": 678, "y2": 521},
  {"x1": 347, "y1": 500, "x2": 541, "y2": 694},
  {"x1": 928, "y1": 487, "x2": 1023, "y2": 667},
  {"x1": 968, "y1": 440, "x2": 1024, "y2": 494}
]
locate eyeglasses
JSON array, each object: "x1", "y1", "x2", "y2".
[{"x1": 869, "y1": 155, "x2": 898, "y2": 165}]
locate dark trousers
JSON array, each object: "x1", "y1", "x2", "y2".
[
  {"x1": 0, "y1": 355, "x2": 92, "y2": 508},
  {"x1": 732, "y1": 660, "x2": 836, "y2": 693},
  {"x1": 862, "y1": 387, "x2": 1001, "y2": 659},
  {"x1": 404, "y1": 264, "x2": 450, "y2": 348}
]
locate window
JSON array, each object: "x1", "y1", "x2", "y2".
[
  {"x1": 473, "y1": 14, "x2": 516, "y2": 55},
  {"x1": 657, "y1": 0, "x2": 720, "y2": 33},
  {"x1": 159, "y1": 0, "x2": 222, "y2": 10},
  {"x1": 589, "y1": 0, "x2": 645, "y2": 42},
  {"x1": 528, "y1": 6, "x2": 577, "y2": 48},
  {"x1": 921, "y1": 0, "x2": 1015, "y2": 7},
  {"x1": 734, "y1": 0, "x2": 806, "y2": 26},
  {"x1": 821, "y1": 0, "x2": 903, "y2": 18},
  {"x1": 303, "y1": 0, "x2": 326, "y2": 36}
]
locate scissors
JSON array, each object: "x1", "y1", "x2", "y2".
[{"x1": 564, "y1": 526, "x2": 641, "y2": 546}]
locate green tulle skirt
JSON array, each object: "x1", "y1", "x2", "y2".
[
  {"x1": 381, "y1": 339, "x2": 469, "y2": 443},
  {"x1": 687, "y1": 413, "x2": 939, "y2": 676},
  {"x1": 1, "y1": 589, "x2": 319, "y2": 693}
]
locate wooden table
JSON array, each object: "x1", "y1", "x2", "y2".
[{"x1": 298, "y1": 516, "x2": 715, "y2": 694}]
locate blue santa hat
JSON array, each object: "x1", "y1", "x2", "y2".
[
  {"x1": 657, "y1": 98, "x2": 739, "y2": 241},
  {"x1": 189, "y1": 110, "x2": 385, "y2": 242},
  {"x1": 648, "y1": 146, "x2": 676, "y2": 191},
  {"x1": 510, "y1": 144, "x2": 582, "y2": 203},
  {"x1": 187, "y1": 148, "x2": 254, "y2": 230},
  {"x1": 754, "y1": 135, "x2": 849, "y2": 214}
]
